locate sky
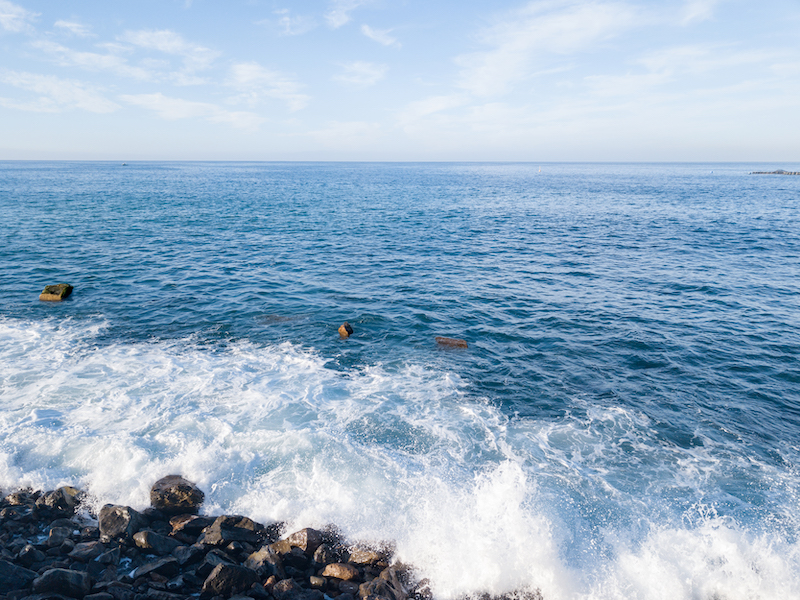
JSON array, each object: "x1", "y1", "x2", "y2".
[{"x1": 1, "y1": 0, "x2": 799, "y2": 161}]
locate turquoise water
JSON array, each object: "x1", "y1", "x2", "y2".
[{"x1": 1, "y1": 162, "x2": 799, "y2": 599}]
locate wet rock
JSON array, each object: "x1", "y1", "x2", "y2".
[
  {"x1": 96, "y1": 546, "x2": 121, "y2": 565},
  {"x1": 36, "y1": 487, "x2": 83, "y2": 517},
  {"x1": 18, "y1": 543, "x2": 47, "y2": 567},
  {"x1": 202, "y1": 515, "x2": 261, "y2": 546},
  {"x1": 170, "y1": 514, "x2": 215, "y2": 535},
  {"x1": 358, "y1": 566, "x2": 408, "y2": 600},
  {"x1": 340, "y1": 581, "x2": 360, "y2": 595},
  {"x1": 47, "y1": 527, "x2": 72, "y2": 548},
  {"x1": 200, "y1": 563, "x2": 259, "y2": 598},
  {"x1": 85, "y1": 593, "x2": 115, "y2": 600},
  {"x1": 285, "y1": 528, "x2": 323, "y2": 556},
  {"x1": 131, "y1": 556, "x2": 180, "y2": 579},
  {"x1": 68, "y1": 540, "x2": 104, "y2": 562},
  {"x1": 196, "y1": 548, "x2": 236, "y2": 579},
  {"x1": 172, "y1": 543, "x2": 204, "y2": 566},
  {"x1": 322, "y1": 563, "x2": 359, "y2": 581},
  {"x1": 243, "y1": 545, "x2": 285, "y2": 579},
  {"x1": 0, "y1": 558, "x2": 38, "y2": 592},
  {"x1": 39, "y1": 284, "x2": 74, "y2": 302},
  {"x1": 33, "y1": 568, "x2": 91, "y2": 597},
  {"x1": 99, "y1": 505, "x2": 147, "y2": 543},
  {"x1": 150, "y1": 476, "x2": 204, "y2": 516},
  {"x1": 272, "y1": 578, "x2": 305, "y2": 600},
  {"x1": 347, "y1": 546, "x2": 390, "y2": 566},
  {"x1": 339, "y1": 322, "x2": 354, "y2": 339},
  {"x1": 133, "y1": 530, "x2": 181, "y2": 555},
  {"x1": 145, "y1": 590, "x2": 186, "y2": 600}
]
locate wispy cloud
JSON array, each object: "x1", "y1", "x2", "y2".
[
  {"x1": 334, "y1": 61, "x2": 387, "y2": 86},
  {"x1": 361, "y1": 24, "x2": 400, "y2": 48},
  {"x1": 118, "y1": 29, "x2": 220, "y2": 83},
  {"x1": 457, "y1": 0, "x2": 639, "y2": 97},
  {"x1": 0, "y1": 0, "x2": 37, "y2": 33},
  {"x1": 325, "y1": 0, "x2": 368, "y2": 29},
  {"x1": 398, "y1": 94, "x2": 469, "y2": 125},
  {"x1": 120, "y1": 92, "x2": 263, "y2": 129},
  {"x1": 227, "y1": 62, "x2": 309, "y2": 111},
  {"x1": 268, "y1": 9, "x2": 316, "y2": 36},
  {"x1": 54, "y1": 19, "x2": 92, "y2": 37},
  {"x1": 0, "y1": 69, "x2": 119, "y2": 113},
  {"x1": 681, "y1": 0, "x2": 721, "y2": 25},
  {"x1": 32, "y1": 39, "x2": 153, "y2": 80}
]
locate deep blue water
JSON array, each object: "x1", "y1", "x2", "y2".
[{"x1": 1, "y1": 161, "x2": 799, "y2": 599}]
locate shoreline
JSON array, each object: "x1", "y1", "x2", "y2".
[{"x1": 0, "y1": 478, "x2": 542, "y2": 600}]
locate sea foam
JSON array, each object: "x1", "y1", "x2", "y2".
[{"x1": 1, "y1": 317, "x2": 799, "y2": 600}]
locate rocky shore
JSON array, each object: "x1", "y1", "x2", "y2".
[{"x1": 0, "y1": 476, "x2": 440, "y2": 600}]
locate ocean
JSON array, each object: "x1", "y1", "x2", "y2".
[{"x1": 1, "y1": 161, "x2": 799, "y2": 599}]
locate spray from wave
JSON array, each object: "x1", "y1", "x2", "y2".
[{"x1": 1, "y1": 317, "x2": 798, "y2": 599}]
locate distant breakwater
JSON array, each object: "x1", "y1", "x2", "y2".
[{"x1": 750, "y1": 169, "x2": 800, "y2": 175}]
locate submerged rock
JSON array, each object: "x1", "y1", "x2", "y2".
[{"x1": 434, "y1": 336, "x2": 468, "y2": 348}]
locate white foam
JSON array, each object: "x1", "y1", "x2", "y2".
[{"x1": 1, "y1": 317, "x2": 799, "y2": 599}]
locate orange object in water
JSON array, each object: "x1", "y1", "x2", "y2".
[{"x1": 435, "y1": 336, "x2": 468, "y2": 348}]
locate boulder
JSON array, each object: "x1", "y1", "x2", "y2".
[
  {"x1": 358, "y1": 566, "x2": 407, "y2": 600},
  {"x1": 200, "y1": 563, "x2": 259, "y2": 598},
  {"x1": 172, "y1": 543, "x2": 205, "y2": 566},
  {"x1": 170, "y1": 514, "x2": 215, "y2": 535},
  {"x1": 17, "y1": 543, "x2": 47, "y2": 567},
  {"x1": 33, "y1": 568, "x2": 91, "y2": 598},
  {"x1": 322, "y1": 563, "x2": 359, "y2": 581},
  {"x1": 244, "y1": 545, "x2": 285, "y2": 579},
  {"x1": 133, "y1": 530, "x2": 181, "y2": 555},
  {"x1": 98, "y1": 505, "x2": 147, "y2": 543},
  {"x1": 202, "y1": 515, "x2": 261, "y2": 546},
  {"x1": 195, "y1": 548, "x2": 236, "y2": 579},
  {"x1": 150, "y1": 475, "x2": 204, "y2": 515},
  {"x1": 347, "y1": 545, "x2": 390, "y2": 566},
  {"x1": 68, "y1": 540, "x2": 105, "y2": 562},
  {"x1": 0, "y1": 559, "x2": 38, "y2": 592},
  {"x1": 36, "y1": 486, "x2": 84, "y2": 516},
  {"x1": 285, "y1": 528, "x2": 323, "y2": 556},
  {"x1": 40, "y1": 284, "x2": 74, "y2": 302},
  {"x1": 131, "y1": 556, "x2": 180, "y2": 579},
  {"x1": 47, "y1": 526, "x2": 72, "y2": 548}
]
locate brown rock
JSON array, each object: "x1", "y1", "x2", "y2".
[
  {"x1": 322, "y1": 563, "x2": 359, "y2": 581},
  {"x1": 339, "y1": 322, "x2": 354, "y2": 338},
  {"x1": 358, "y1": 566, "x2": 408, "y2": 600},
  {"x1": 285, "y1": 527, "x2": 323, "y2": 556},
  {"x1": 39, "y1": 283, "x2": 73, "y2": 302},
  {"x1": 150, "y1": 475, "x2": 204, "y2": 515},
  {"x1": 435, "y1": 336, "x2": 468, "y2": 348}
]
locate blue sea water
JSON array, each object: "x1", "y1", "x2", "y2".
[{"x1": 1, "y1": 161, "x2": 799, "y2": 599}]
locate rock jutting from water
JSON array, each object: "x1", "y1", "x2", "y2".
[
  {"x1": 0, "y1": 477, "x2": 544, "y2": 600},
  {"x1": 39, "y1": 284, "x2": 74, "y2": 302}
]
